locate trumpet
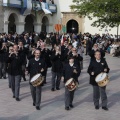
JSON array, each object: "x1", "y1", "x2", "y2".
[{"x1": 7, "y1": 40, "x2": 14, "y2": 45}]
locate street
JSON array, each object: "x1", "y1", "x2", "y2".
[{"x1": 0, "y1": 54, "x2": 120, "y2": 120}]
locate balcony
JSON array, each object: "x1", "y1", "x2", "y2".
[
  {"x1": 32, "y1": 1, "x2": 57, "y2": 13},
  {"x1": 3, "y1": 0, "x2": 22, "y2": 8},
  {"x1": 2, "y1": 0, "x2": 57, "y2": 14}
]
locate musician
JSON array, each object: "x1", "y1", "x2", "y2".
[
  {"x1": 87, "y1": 51, "x2": 110, "y2": 110},
  {"x1": 18, "y1": 41, "x2": 28, "y2": 81},
  {"x1": 68, "y1": 47, "x2": 83, "y2": 69},
  {"x1": 22, "y1": 35, "x2": 30, "y2": 48},
  {"x1": 40, "y1": 43, "x2": 52, "y2": 84},
  {"x1": 61, "y1": 56, "x2": 80, "y2": 110},
  {"x1": 0, "y1": 42, "x2": 8, "y2": 79},
  {"x1": 85, "y1": 38, "x2": 92, "y2": 55},
  {"x1": 27, "y1": 44, "x2": 36, "y2": 60},
  {"x1": 51, "y1": 46, "x2": 63, "y2": 91},
  {"x1": 7, "y1": 46, "x2": 14, "y2": 88},
  {"x1": 89, "y1": 44, "x2": 105, "y2": 60},
  {"x1": 63, "y1": 43, "x2": 73, "y2": 63},
  {"x1": 26, "y1": 49, "x2": 46, "y2": 110},
  {"x1": 7, "y1": 45, "x2": 23, "y2": 101}
]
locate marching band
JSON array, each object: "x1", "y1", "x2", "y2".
[{"x1": 0, "y1": 32, "x2": 112, "y2": 111}]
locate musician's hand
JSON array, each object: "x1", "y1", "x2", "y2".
[
  {"x1": 104, "y1": 69, "x2": 107, "y2": 72},
  {"x1": 91, "y1": 72, "x2": 94, "y2": 75},
  {"x1": 41, "y1": 68, "x2": 44, "y2": 72},
  {"x1": 73, "y1": 69, "x2": 77, "y2": 74},
  {"x1": 61, "y1": 76, "x2": 64, "y2": 81},
  {"x1": 9, "y1": 52, "x2": 13, "y2": 57}
]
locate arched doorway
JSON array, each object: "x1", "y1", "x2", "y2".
[
  {"x1": 41, "y1": 16, "x2": 49, "y2": 33},
  {"x1": 67, "y1": 19, "x2": 79, "y2": 33},
  {"x1": 25, "y1": 14, "x2": 35, "y2": 33},
  {"x1": 8, "y1": 13, "x2": 18, "y2": 34}
]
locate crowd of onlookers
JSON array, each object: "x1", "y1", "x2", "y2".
[{"x1": 0, "y1": 31, "x2": 120, "y2": 58}]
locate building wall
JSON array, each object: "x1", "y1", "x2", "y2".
[
  {"x1": 2, "y1": 0, "x2": 120, "y2": 35},
  {"x1": 0, "y1": 0, "x2": 4, "y2": 33}
]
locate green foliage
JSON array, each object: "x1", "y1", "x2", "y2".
[{"x1": 71, "y1": 0, "x2": 120, "y2": 28}]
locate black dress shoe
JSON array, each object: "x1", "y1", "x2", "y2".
[
  {"x1": 36, "y1": 106, "x2": 40, "y2": 110},
  {"x1": 33, "y1": 103, "x2": 35, "y2": 106},
  {"x1": 69, "y1": 104, "x2": 74, "y2": 108},
  {"x1": 9, "y1": 86, "x2": 11, "y2": 88},
  {"x1": 56, "y1": 87, "x2": 60, "y2": 90},
  {"x1": 65, "y1": 107, "x2": 70, "y2": 110},
  {"x1": 95, "y1": 106, "x2": 99, "y2": 110},
  {"x1": 16, "y1": 98, "x2": 20, "y2": 101},
  {"x1": 13, "y1": 95, "x2": 15, "y2": 98},
  {"x1": 3, "y1": 77, "x2": 6, "y2": 79},
  {"x1": 51, "y1": 88, "x2": 55, "y2": 91},
  {"x1": 102, "y1": 107, "x2": 109, "y2": 111}
]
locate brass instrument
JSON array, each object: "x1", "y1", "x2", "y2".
[{"x1": 7, "y1": 40, "x2": 14, "y2": 45}]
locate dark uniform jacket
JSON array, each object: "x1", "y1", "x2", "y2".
[
  {"x1": 62, "y1": 63, "x2": 80, "y2": 83},
  {"x1": 18, "y1": 47, "x2": 29, "y2": 65},
  {"x1": 40, "y1": 48, "x2": 52, "y2": 68},
  {"x1": 27, "y1": 51, "x2": 35, "y2": 60},
  {"x1": 27, "y1": 58, "x2": 46, "y2": 79},
  {"x1": 87, "y1": 58, "x2": 110, "y2": 86},
  {"x1": 51, "y1": 52, "x2": 63, "y2": 73},
  {"x1": 0, "y1": 48, "x2": 9, "y2": 62},
  {"x1": 7, "y1": 53, "x2": 23, "y2": 76}
]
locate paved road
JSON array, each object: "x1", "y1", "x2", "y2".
[{"x1": 0, "y1": 55, "x2": 120, "y2": 120}]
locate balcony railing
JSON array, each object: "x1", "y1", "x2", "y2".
[
  {"x1": 3, "y1": 0, "x2": 22, "y2": 8},
  {"x1": 3, "y1": 0, "x2": 57, "y2": 14}
]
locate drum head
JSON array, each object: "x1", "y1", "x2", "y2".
[
  {"x1": 95, "y1": 73, "x2": 107, "y2": 82},
  {"x1": 65, "y1": 78, "x2": 73, "y2": 86},
  {"x1": 31, "y1": 74, "x2": 41, "y2": 82}
]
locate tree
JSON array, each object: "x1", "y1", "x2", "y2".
[{"x1": 71, "y1": 0, "x2": 120, "y2": 37}]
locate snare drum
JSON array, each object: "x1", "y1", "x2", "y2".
[
  {"x1": 65, "y1": 78, "x2": 77, "y2": 91},
  {"x1": 95, "y1": 73, "x2": 109, "y2": 87},
  {"x1": 30, "y1": 74, "x2": 44, "y2": 87}
]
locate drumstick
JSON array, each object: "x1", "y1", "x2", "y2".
[{"x1": 101, "y1": 73, "x2": 104, "y2": 77}]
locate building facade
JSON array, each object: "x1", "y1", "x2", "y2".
[{"x1": 1, "y1": 0, "x2": 120, "y2": 35}]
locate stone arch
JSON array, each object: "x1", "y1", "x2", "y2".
[
  {"x1": 8, "y1": 13, "x2": 19, "y2": 34},
  {"x1": 40, "y1": 14, "x2": 52, "y2": 24},
  {"x1": 66, "y1": 19, "x2": 79, "y2": 33},
  {"x1": 24, "y1": 14, "x2": 36, "y2": 33},
  {"x1": 61, "y1": 12, "x2": 84, "y2": 33},
  {"x1": 41, "y1": 16, "x2": 49, "y2": 32}
]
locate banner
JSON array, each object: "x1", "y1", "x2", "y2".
[
  {"x1": 41, "y1": 2, "x2": 52, "y2": 14},
  {"x1": 54, "y1": 24, "x2": 62, "y2": 32}
]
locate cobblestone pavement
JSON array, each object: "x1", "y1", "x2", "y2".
[{"x1": 0, "y1": 55, "x2": 120, "y2": 120}]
